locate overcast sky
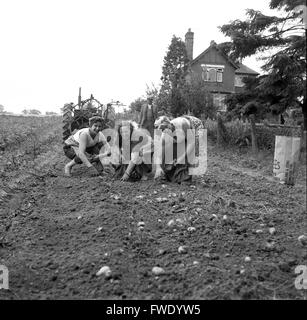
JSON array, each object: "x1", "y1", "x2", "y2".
[{"x1": 0, "y1": 0, "x2": 279, "y2": 114}]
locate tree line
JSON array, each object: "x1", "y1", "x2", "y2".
[{"x1": 0, "y1": 105, "x2": 58, "y2": 116}]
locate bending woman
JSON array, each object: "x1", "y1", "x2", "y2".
[
  {"x1": 112, "y1": 120, "x2": 153, "y2": 182},
  {"x1": 154, "y1": 115, "x2": 204, "y2": 183},
  {"x1": 63, "y1": 116, "x2": 111, "y2": 177}
]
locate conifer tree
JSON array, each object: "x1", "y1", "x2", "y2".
[
  {"x1": 159, "y1": 36, "x2": 189, "y2": 116},
  {"x1": 219, "y1": 0, "x2": 306, "y2": 128}
]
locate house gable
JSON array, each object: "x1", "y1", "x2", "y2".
[
  {"x1": 188, "y1": 44, "x2": 237, "y2": 94},
  {"x1": 191, "y1": 43, "x2": 238, "y2": 69},
  {"x1": 183, "y1": 30, "x2": 260, "y2": 112}
]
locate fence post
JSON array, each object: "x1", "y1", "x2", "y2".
[
  {"x1": 217, "y1": 114, "x2": 227, "y2": 146},
  {"x1": 249, "y1": 114, "x2": 258, "y2": 154},
  {"x1": 299, "y1": 124, "x2": 306, "y2": 160},
  {"x1": 217, "y1": 114, "x2": 221, "y2": 146}
]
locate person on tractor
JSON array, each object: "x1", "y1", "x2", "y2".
[{"x1": 63, "y1": 116, "x2": 111, "y2": 177}]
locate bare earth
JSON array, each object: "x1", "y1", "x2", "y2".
[{"x1": 0, "y1": 141, "x2": 306, "y2": 300}]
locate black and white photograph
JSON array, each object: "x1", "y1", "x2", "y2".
[{"x1": 0, "y1": 0, "x2": 306, "y2": 305}]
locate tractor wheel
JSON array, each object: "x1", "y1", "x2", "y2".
[{"x1": 63, "y1": 104, "x2": 73, "y2": 141}]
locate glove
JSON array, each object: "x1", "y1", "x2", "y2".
[
  {"x1": 88, "y1": 165, "x2": 100, "y2": 177},
  {"x1": 120, "y1": 172, "x2": 130, "y2": 182}
]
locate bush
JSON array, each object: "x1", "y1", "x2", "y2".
[
  {"x1": 225, "y1": 119, "x2": 251, "y2": 146},
  {"x1": 255, "y1": 124, "x2": 301, "y2": 150},
  {"x1": 203, "y1": 118, "x2": 218, "y2": 142},
  {"x1": 203, "y1": 118, "x2": 302, "y2": 150}
]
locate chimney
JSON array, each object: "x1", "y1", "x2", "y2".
[
  {"x1": 210, "y1": 40, "x2": 217, "y2": 47},
  {"x1": 185, "y1": 28, "x2": 194, "y2": 61}
]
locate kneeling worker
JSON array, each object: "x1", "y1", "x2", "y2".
[{"x1": 63, "y1": 116, "x2": 111, "y2": 177}]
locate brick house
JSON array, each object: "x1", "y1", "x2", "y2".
[{"x1": 185, "y1": 29, "x2": 259, "y2": 112}]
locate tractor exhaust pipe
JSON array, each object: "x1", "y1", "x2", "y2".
[{"x1": 78, "y1": 87, "x2": 82, "y2": 107}]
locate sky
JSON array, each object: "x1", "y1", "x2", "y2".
[{"x1": 0, "y1": 0, "x2": 281, "y2": 114}]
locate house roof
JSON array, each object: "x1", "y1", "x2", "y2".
[
  {"x1": 235, "y1": 63, "x2": 259, "y2": 75},
  {"x1": 191, "y1": 41, "x2": 238, "y2": 69},
  {"x1": 190, "y1": 41, "x2": 259, "y2": 75}
]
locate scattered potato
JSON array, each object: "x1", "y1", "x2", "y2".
[
  {"x1": 187, "y1": 227, "x2": 196, "y2": 232},
  {"x1": 167, "y1": 219, "x2": 175, "y2": 227},
  {"x1": 178, "y1": 246, "x2": 188, "y2": 254},
  {"x1": 96, "y1": 266, "x2": 111, "y2": 277},
  {"x1": 152, "y1": 266, "x2": 165, "y2": 275},
  {"x1": 298, "y1": 235, "x2": 307, "y2": 246}
]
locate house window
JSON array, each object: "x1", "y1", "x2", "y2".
[
  {"x1": 235, "y1": 75, "x2": 245, "y2": 87},
  {"x1": 202, "y1": 64, "x2": 224, "y2": 83},
  {"x1": 213, "y1": 93, "x2": 227, "y2": 112},
  {"x1": 208, "y1": 68, "x2": 216, "y2": 81},
  {"x1": 216, "y1": 68, "x2": 223, "y2": 82}
]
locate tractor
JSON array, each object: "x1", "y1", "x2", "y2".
[{"x1": 62, "y1": 88, "x2": 116, "y2": 141}]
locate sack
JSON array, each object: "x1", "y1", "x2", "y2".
[
  {"x1": 273, "y1": 136, "x2": 301, "y2": 185},
  {"x1": 188, "y1": 128, "x2": 207, "y2": 176}
]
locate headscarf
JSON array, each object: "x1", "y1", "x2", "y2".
[{"x1": 154, "y1": 116, "x2": 175, "y2": 132}]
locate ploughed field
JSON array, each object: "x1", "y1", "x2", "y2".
[{"x1": 0, "y1": 115, "x2": 306, "y2": 299}]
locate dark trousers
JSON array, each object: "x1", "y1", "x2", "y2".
[{"x1": 63, "y1": 143, "x2": 104, "y2": 164}]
